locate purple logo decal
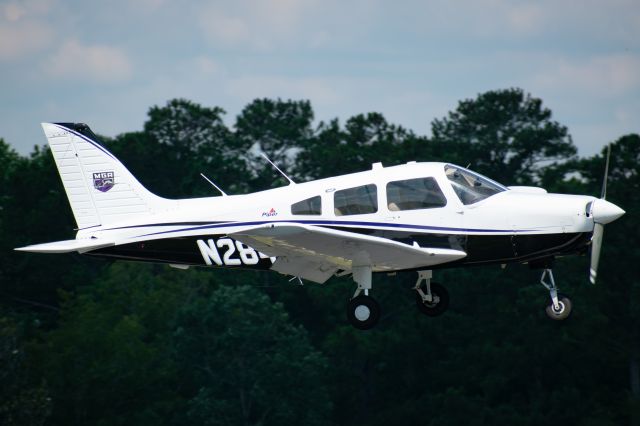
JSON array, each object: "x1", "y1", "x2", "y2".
[{"x1": 93, "y1": 171, "x2": 114, "y2": 192}]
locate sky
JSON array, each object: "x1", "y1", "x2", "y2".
[{"x1": 1, "y1": 0, "x2": 639, "y2": 157}]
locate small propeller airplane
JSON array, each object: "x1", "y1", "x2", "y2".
[{"x1": 16, "y1": 123, "x2": 625, "y2": 329}]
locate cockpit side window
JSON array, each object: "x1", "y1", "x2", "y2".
[
  {"x1": 334, "y1": 184, "x2": 378, "y2": 216},
  {"x1": 291, "y1": 196, "x2": 322, "y2": 215},
  {"x1": 386, "y1": 178, "x2": 446, "y2": 211},
  {"x1": 445, "y1": 164, "x2": 506, "y2": 205}
]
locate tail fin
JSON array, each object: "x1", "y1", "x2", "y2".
[{"x1": 42, "y1": 122, "x2": 174, "y2": 229}]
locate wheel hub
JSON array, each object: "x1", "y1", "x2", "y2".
[
  {"x1": 354, "y1": 305, "x2": 371, "y2": 321},
  {"x1": 422, "y1": 295, "x2": 440, "y2": 307},
  {"x1": 552, "y1": 301, "x2": 565, "y2": 314}
]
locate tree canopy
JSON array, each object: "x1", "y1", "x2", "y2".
[{"x1": 431, "y1": 88, "x2": 576, "y2": 184}]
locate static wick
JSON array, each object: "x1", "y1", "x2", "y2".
[{"x1": 289, "y1": 275, "x2": 304, "y2": 286}]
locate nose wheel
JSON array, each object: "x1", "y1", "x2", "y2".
[
  {"x1": 545, "y1": 294, "x2": 572, "y2": 320},
  {"x1": 540, "y1": 269, "x2": 572, "y2": 320}
]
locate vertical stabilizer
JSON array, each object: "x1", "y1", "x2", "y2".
[{"x1": 42, "y1": 122, "x2": 174, "y2": 229}]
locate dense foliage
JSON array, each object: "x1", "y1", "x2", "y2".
[{"x1": 1, "y1": 89, "x2": 638, "y2": 425}]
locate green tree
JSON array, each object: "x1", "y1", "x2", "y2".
[
  {"x1": 109, "y1": 99, "x2": 248, "y2": 197},
  {"x1": 173, "y1": 285, "x2": 332, "y2": 426},
  {"x1": 0, "y1": 139, "x2": 20, "y2": 292},
  {"x1": 0, "y1": 317, "x2": 51, "y2": 426},
  {"x1": 431, "y1": 88, "x2": 576, "y2": 185},
  {"x1": 295, "y1": 113, "x2": 421, "y2": 180},
  {"x1": 0, "y1": 142, "x2": 88, "y2": 312},
  {"x1": 36, "y1": 263, "x2": 210, "y2": 426},
  {"x1": 234, "y1": 98, "x2": 313, "y2": 190}
]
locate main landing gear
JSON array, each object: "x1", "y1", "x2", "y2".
[
  {"x1": 346, "y1": 268, "x2": 451, "y2": 330},
  {"x1": 414, "y1": 270, "x2": 449, "y2": 317},
  {"x1": 540, "y1": 269, "x2": 572, "y2": 320},
  {"x1": 346, "y1": 265, "x2": 381, "y2": 330}
]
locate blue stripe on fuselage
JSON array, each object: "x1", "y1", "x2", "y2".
[{"x1": 104, "y1": 219, "x2": 529, "y2": 239}]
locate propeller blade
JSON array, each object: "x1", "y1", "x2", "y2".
[
  {"x1": 589, "y1": 223, "x2": 604, "y2": 284},
  {"x1": 588, "y1": 145, "x2": 617, "y2": 285},
  {"x1": 601, "y1": 144, "x2": 611, "y2": 200}
]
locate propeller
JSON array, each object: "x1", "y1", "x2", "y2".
[{"x1": 588, "y1": 145, "x2": 625, "y2": 284}]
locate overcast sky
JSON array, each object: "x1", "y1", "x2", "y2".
[{"x1": 1, "y1": 0, "x2": 639, "y2": 157}]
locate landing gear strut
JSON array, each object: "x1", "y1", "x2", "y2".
[
  {"x1": 346, "y1": 265, "x2": 381, "y2": 330},
  {"x1": 540, "y1": 269, "x2": 572, "y2": 320},
  {"x1": 414, "y1": 270, "x2": 449, "y2": 317}
]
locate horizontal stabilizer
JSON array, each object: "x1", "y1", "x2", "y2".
[{"x1": 15, "y1": 239, "x2": 115, "y2": 254}]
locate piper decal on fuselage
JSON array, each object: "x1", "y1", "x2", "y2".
[{"x1": 196, "y1": 237, "x2": 275, "y2": 267}]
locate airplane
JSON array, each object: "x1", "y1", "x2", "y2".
[{"x1": 16, "y1": 123, "x2": 625, "y2": 329}]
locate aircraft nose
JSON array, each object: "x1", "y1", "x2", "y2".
[{"x1": 591, "y1": 199, "x2": 625, "y2": 224}]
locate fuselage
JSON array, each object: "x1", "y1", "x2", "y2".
[{"x1": 85, "y1": 161, "x2": 605, "y2": 273}]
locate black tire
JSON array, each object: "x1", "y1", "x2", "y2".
[
  {"x1": 545, "y1": 294, "x2": 572, "y2": 320},
  {"x1": 415, "y1": 282, "x2": 449, "y2": 317},
  {"x1": 347, "y1": 295, "x2": 381, "y2": 330}
]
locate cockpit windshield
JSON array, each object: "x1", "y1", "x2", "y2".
[{"x1": 445, "y1": 164, "x2": 507, "y2": 205}]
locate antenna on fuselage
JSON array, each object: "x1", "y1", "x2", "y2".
[
  {"x1": 260, "y1": 153, "x2": 296, "y2": 185},
  {"x1": 200, "y1": 173, "x2": 228, "y2": 196}
]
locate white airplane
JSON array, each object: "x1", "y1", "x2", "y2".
[{"x1": 16, "y1": 123, "x2": 625, "y2": 329}]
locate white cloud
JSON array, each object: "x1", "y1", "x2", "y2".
[
  {"x1": 3, "y1": 3, "x2": 25, "y2": 21},
  {"x1": 225, "y1": 75, "x2": 343, "y2": 106},
  {"x1": 0, "y1": 0, "x2": 55, "y2": 60},
  {"x1": 532, "y1": 54, "x2": 640, "y2": 97},
  {"x1": 3, "y1": 0, "x2": 53, "y2": 21},
  {"x1": 44, "y1": 40, "x2": 133, "y2": 82},
  {"x1": 196, "y1": 0, "x2": 367, "y2": 51},
  {"x1": 0, "y1": 21, "x2": 52, "y2": 59},
  {"x1": 506, "y1": 3, "x2": 545, "y2": 34},
  {"x1": 197, "y1": 0, "x2": 308, "y2": 50},
  {"x1": 386, "y1": 0, "x2": 640, "y2": 48},
  {"x1": 200, "y1": 11, "x2": 251, "y2": 46},
  {"x1": 193, "y1": 55, "x2": 219, "y2": 75},
  {"x1": 130, "y1": 0, "x2": 166, "y2": 10}
]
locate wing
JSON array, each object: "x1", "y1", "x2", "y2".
[{"x1": 230, "y1": 222, "x2": 466, "y2": 283}]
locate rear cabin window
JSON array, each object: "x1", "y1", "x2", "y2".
[
  {"x1": 386, "y1": 177, "x2": 447, "y2": 211},
  {"x1": 291, "y1": 196, "x2": 322, "y2": 215},
  {"x1": 334, "y1": 184, "x2": 378, "y2": 216}
]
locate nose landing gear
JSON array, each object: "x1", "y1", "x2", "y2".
[{"x1": 540, "y1": 269, "x2": 572, "y2": 320}]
